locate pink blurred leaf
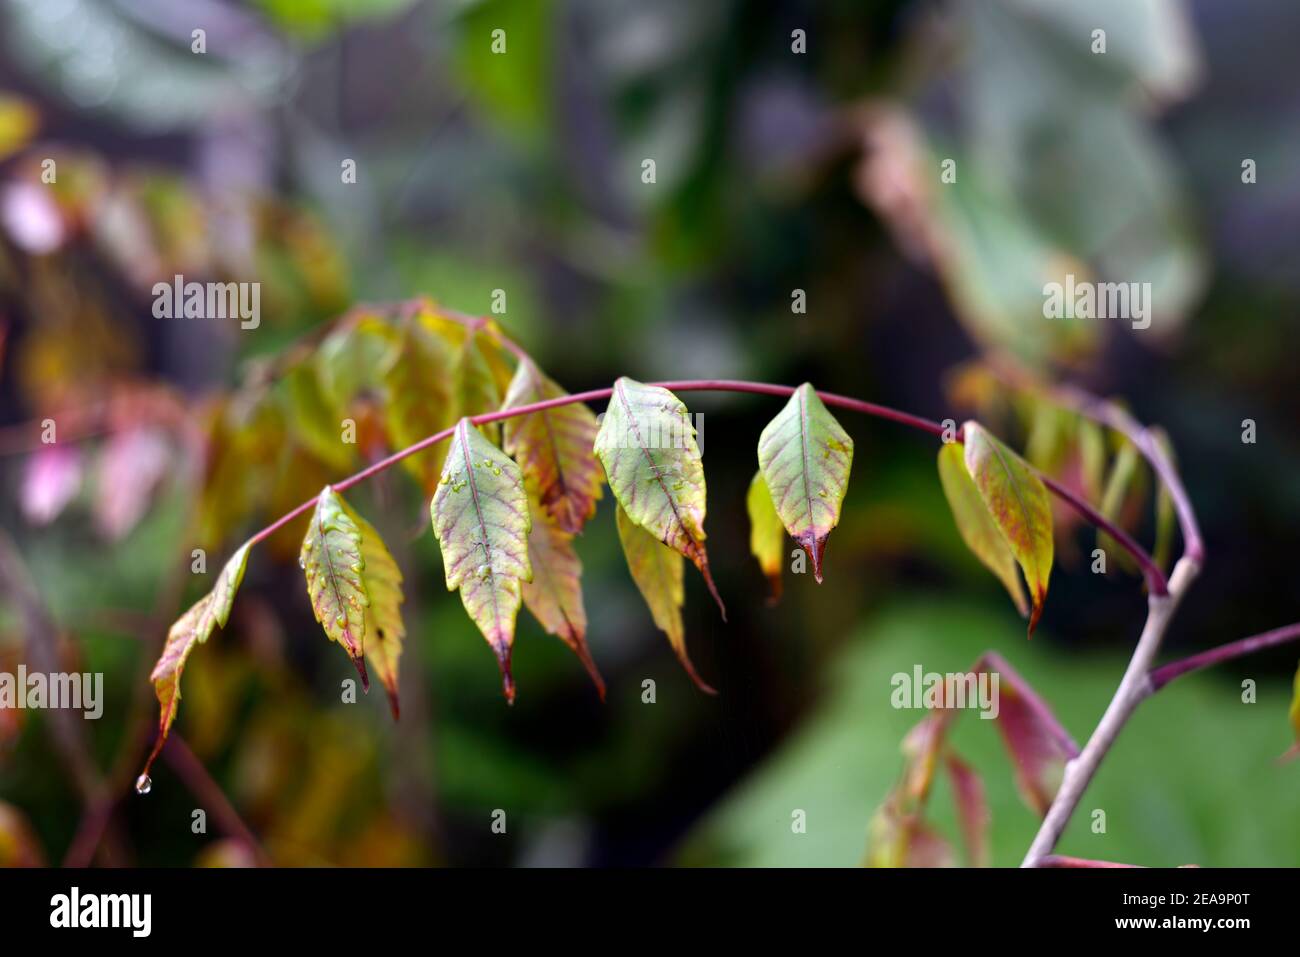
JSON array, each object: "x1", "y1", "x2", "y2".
[
  {"x1": 21, "y1": 445, "x2": 83, "y2": 525},
  {"x1": 945, "y1": 753, "x2": 989, "y2": 867},
  {"x1": 94, "y1": 428, "x2": 171, "y2": 540}
]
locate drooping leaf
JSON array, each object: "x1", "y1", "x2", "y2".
[
  {"x1": 595, "y1": 377, "x2": 724, "y2": 616},
  {"x1": 961, "y1": 421, "x2": 1054, "y2": 635},
  {"x1": 382, "y1": 319, "x2": 456, "y2": 491},
  {"x1": 316, "y1": 312, "x2": 398, "y2": 410},
  {"x1": 937, "y1": 442, "x2": 1029, "y2": 617},
  {"x1": 300, "y1": 487, "x2": 370, "y2": 686},
  {"x1": 278, "y1": 362, "x2": 353, "y2": 471},
  {"x1": 1077, "y1": 417, "x2": 1107, "y2": 504},
  {"x1": 745, "y1": 471, "x2": 785, "y2": 603},
  {"x1": 977, "y1": 652, "x2": 1077, "y2": 816},
  {"x1": 502, "y1": 358, "x2": 603, "y2": 534},
  {"x1": 945, "y1": 753, "x2": 989, "y2": 867},
  {"x1": 431, "y1": 418, "x2": 532, "y2": 702},
  {"x1": 614, "y1": 501, "x2": 714, "y2": 694},
  {"x1": 756, "y1": 383, "x2": 854, "y2": 583},
  {"x1": 340, "y1": 502, "x2": 405, "y2": 719},
  {"x1": 145, "y1": 542, "x2": 250, "y2": 775},
  {"x1": 520, "y1": 492, "x2": 605, "y2": 699},
  {"x1": 448, "y1": 321, "x2": 507, "y2": 443}
]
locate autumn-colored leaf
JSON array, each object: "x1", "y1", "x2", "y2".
[
  {"x1": 447, "y1": 320, "x2": 507, "y2": 443},
  {"x1": 756, "y1": 383, "x2": 853, "y2": 583},
  {"x1": 95, "y1": 427, "x2": 171, "y2": 541},
  {"x1": 937, "y1": 441, "x2": 1029, "y2": 617},
  {"x1": 614, "y1": 501, "x2": 714, "y2": 694},
  {"x1": 300, "y1": 487, "x2": 370, "y2": 687},
  {"x1": 382, "y1": 320, "x2": 456, "y2": 492},
  {"x1": 595, "y1": 377, "x2": 724, "y2": 617},
  {"x1": 341, "y1": 502, "x2": 406, "y2": 720},
  {"x1": 961, "y1": 421, "x2": 1054, "y2": 635},
  {"x1": 745, "y1": 471, "x2": 784, "y2": 603},
  {"x1": 278, "y1": 362, "x2": 353, "y2": 471},
  {"x1": 502, "y1": 358, "x2": 603, "y2": 534},
  {"x1": 431, "y1": 418, "x2": 532, "y2": 702},
  {"x1": 520, "y1": 492, "x2": 605, "y2": 699},
  {"x1": 145, "y1": 542, "x2": 250, "y2": 776},
  {"x1": 1097, "y1": 437, "x2": 1144, "y2": 575},
  {"x1": 977, "y1": 652, "x2": 1077, "y2": 816},
  {"x1": 945, "y1": 753, "x2": 989, "y2": 867}
]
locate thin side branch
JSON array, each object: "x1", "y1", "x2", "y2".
[{"x1": 1149, "y1": 622, "x2": 1300, "y2": 692}]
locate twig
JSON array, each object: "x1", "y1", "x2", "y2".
[{"x1": 1149, "y1": 622, "x2": 1300, "y2": 692}]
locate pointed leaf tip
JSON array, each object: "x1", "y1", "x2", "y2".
[
  {"x1": 959, "y1": 422, "x2": 1054, "y2": 636},
  {"x1": 614, "y1": 501, "x2": 715, "y2": 693},
  {"x1": 757, "y1": 384, "x2": 853, "y2": 586},
  {"x1": 595, "y1": 378, "x2": 723, "y2": 620},
  {"x1": 431, "y1": 419, "x2": 531, "y2": 700}
]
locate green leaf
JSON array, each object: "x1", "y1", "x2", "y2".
[
  {"x1": 1149, "y1": 427, "x2": 1177, "y2": 573},
  {"x1": 1097, "y1": 437, "x2": 1145, "y2": 575},
  {"x1": 961, "y1": 421, "x2": 1054, "y2": 635},
  {"x1": 936, "y1": 442, "x2": 1029, "y2": 618},
  {"x1": 146, "y1": 542, "x2": 250, "y2": 774},
  {"x1": 594, "y1": 377, "x2": 724, "y2": 616},
  {"x1": 382, "y1": 319, "x2": 456, "y2": 492},
  {"x1": 277, "y1": 362, "x2": 353, "y2": 470},
  {"x1": 445, "y1": 319, "x2": 508, "y2": 444},
  {"x1": 521, "y1": 492, "x2": 605, "y2": 699},
  {"x1": 745, "y1": 471, "x2": 785, "y2": 604},
  {"x1": 615, "y1": 502, "x2": 714, "y2": 694},
  {"x1": 343, "y1": 503, "x2": 406, "y2": 720},
  {"x1": 756, "y1": 383, "x2": 854, "y2": 583},
  {"x1": 502, "y1": 359, "x2": 604, "y2": 534},
  {"x1": 300, "y1": 487, "x2": 370, "y2": 685},
  {"x1": 431, "y1": 418, "x2": 532, "y2": 702}
]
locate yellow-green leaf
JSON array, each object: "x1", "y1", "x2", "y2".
[
  {"x1": 145, "y1": 542, "x2": 250, "y2": 776},
  {"x1": 431, "y1": 419, "x2": 532, "y2": 702},
  {"x1": 1286, "y1": 661, "x2": 1300, "y2": 762},
  {"x1": 382, "y1": 320, "x2": 456, "y2": 491},
  {"x1": 300, "y1": 486, "x2": 370, "y2": 685},
  {"x1": 502, "y1": 358, "x2": 603, "y2": 534},
  {"x1": 937, "y1": 442, "x2": 1029, "y2": 617},
  {"x1": 278, "y1": 362, "x2": 353, "y2": 470},
  {"x1": 521, "y1": 492, "x2": 605, "y2": 699},
  {"x1": 745, "y1": 471, "x2": 785, "y2": 603},
  {"x1": 615, "y1": 501, "x2": 714, "y2": 694},
  {"x1": 961, "y1": 421, "x2": 1054, "y2": 635},
  {"x1": 756, "y1": 383, "x2": 853, "y2": 583},
  {"x1": 342, "y1": 503, "x2": 405, "y2": 720},
  {"x1": 595, "y1": 377, "x2": 724, "y2": 616}
]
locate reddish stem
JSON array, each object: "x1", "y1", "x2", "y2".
[
  {"x1": 1148, "y1": 622, "x2": 1300, "y2": 692},
  {"x1": 246, "y1": 378, "x2": 1160, "y2": 589}
]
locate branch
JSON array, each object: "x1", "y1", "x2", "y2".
[{"x1": 1149, "y1": 622, "x2": 1300, "y2": 693}]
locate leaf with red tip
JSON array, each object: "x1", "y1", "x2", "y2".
[
  {"x1": 431, "y1": 419, "x2": 532, "y2": 702},
  {"x1": 756, "y1": 383, "x2": 853, "y2": 583},
  {"x1": 745, "y1": 471, "x2": 785, "y2": 603},
  {"x1": 300, "y1": 487, "x2": 370, "y2": 687},
  {"x1": 595, "y1": 377, "x2": 724, "y2": 617},
  {"x1": 961, "y1": 421, "x2": 1054, "y2": 635},
  {"x1": 344, "y1": 503, "x2": 405, "y2": 720},
  {"x1": 145, "y1": 542, "x2": 250, "y2": 777},
  {"x1": 503, "y1": 358, "x2": 604, "y2": 534},
  {"x1": 614, "y1": 501, "x2": 714, "y2": 694},
  {"x1": 521, "y1": 492, "x2": 605, "y2": 699},
  {"x1": 937, "y1": 442, "x2": 1029, "y2": 618}
]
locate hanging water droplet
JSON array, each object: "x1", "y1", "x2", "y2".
[{"x1": 135, "y1": 774, "x2": 152, "y2": 795}]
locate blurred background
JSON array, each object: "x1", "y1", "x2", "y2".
[{"x1": 0, "y1": 0, "x2": 1298, "y2": 867}]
